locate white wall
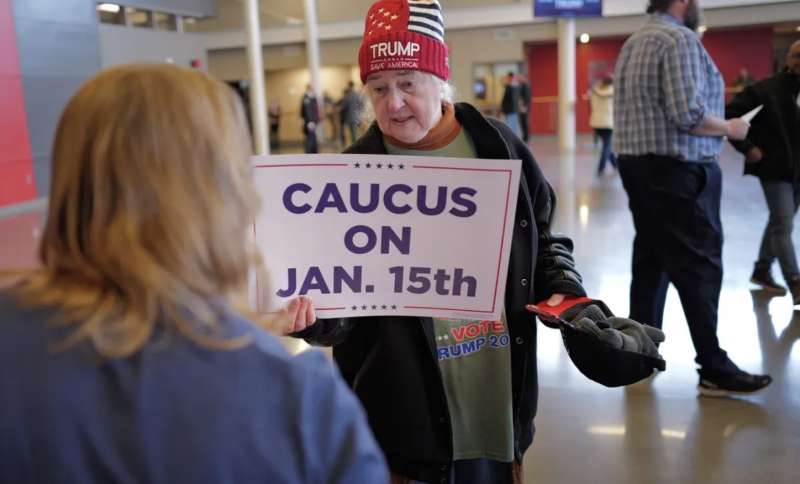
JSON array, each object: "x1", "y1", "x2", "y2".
[{"x1": 98, "y1": 25, "x2": 208, "y2": 70}]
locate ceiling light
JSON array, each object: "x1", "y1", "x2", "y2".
[
  {"x1": 796, "y1": 26, "x2": 800, "y2": 32},
  {"x1": 697, "y1": 25, "x2": 708, "y2": 33},
  {"x1": 285, "y1": 16, "x2": 303, "y2": 26},
  {"x1": 184, "y1": 17, "x2": 196, "y2": 24},
  {"x1": 580, "y1": 33, "x2": 590, "y2": 44},
  {"x1": 97, "y1": 3, "x2": 120, "y2": 13}
]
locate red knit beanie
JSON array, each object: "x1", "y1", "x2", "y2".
[{"x1": 358, "y1": 0, "x2": 450, "y2": 83}]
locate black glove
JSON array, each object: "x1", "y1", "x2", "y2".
[{"x1": 561, "y1": 301, "x2": 665, "y2": 359}]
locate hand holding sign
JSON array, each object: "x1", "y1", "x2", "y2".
[{"x1": 278, "y1": 296, "x2": 317, "y2": 334}]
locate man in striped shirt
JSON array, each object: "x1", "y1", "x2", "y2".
[{"x1": 614, "y1": 0, "x2": 772, "y2": 397}]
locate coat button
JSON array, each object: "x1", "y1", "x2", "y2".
[
  {"x1": 516, "y1": 337, "x2": 524, "y2": 345},
  {"x1": 520, "y1": 219, "x2": 528, "y2": 228},
  {"x1": 521, "y1": 278, "x2": 528, "y2": 287}
]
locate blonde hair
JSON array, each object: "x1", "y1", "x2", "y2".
[{"x1": 11, "y1": 64, "x2": 267, "y2": 358}]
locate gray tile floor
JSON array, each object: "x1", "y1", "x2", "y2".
[{"x1": 1, "y1": 136, "x2": 797, "y2": 484}]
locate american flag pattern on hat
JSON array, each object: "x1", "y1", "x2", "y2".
[
  {"x1": 359, "y1": 0, "x2": 450, "y2": 82},
  {"x1": 407, "y1": 0, "x2": 445, "y2": 42}
]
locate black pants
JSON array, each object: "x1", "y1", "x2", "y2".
[
  {"x1": 618, "y1": 155, "x2": 734, "y2": 373},
  {"x1": 518, "y1": 111, "x2": 529, "y2": 142},
  {"x1": 304, "y1": 127, "x2": 318, "y2": 154}
]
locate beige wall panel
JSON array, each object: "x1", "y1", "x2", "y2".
[
  {"x1": 265, "y1": 65, "x2": 356, "y2": 142},
  {"x1": 445, "y1": 23, "x2": 556, "y2": 103}
]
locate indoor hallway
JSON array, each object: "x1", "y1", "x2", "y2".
[{"x1": 1, "y1": 135, "x2": 797, "y2": 484}]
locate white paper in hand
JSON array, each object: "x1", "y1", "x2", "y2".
[{"x1": 741, "y1": 105, "x2": 763, "y2": 124}]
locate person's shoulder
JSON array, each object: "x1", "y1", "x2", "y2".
[
  {"x1": 0, "y1": 289, "x2": 55, "y2": 362},
  {"x1": 638, "y1": 15, "x2": 695, "y2": 47},
  {"x1": 0, "y1": 289, "x2": 47, "y2": 330}
]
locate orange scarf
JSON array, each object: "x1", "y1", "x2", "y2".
[{"x1": 384, "y1": 103, "x2": 460, "y2": 151}]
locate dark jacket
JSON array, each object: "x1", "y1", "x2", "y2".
[
  {"x1": 294, "y1": 102, "x2": 586, "y2": 483},
  {"x1": 501, "y1": 84, "x2": 521, "y2": 114},
  {"x1": 726, "y1": 70, "x2": 800, "y2": 181},
  {"x1": 520, "y1": 81, "x2": 532, "y2": 111},
  {"x1": 300, "y1": 92, "x2": 320, "y2": 133}
]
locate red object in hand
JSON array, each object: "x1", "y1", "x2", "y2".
[{"x1": 526, "y1": 296, "x2": 594, "y2": 329}]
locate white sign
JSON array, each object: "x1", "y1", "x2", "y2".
[
  {"x1": 252, "y1": 154, "x2": 521, "y2": 321},
  {"x1": 741, "y1": 104, "x2": 763, "y2": 124}
]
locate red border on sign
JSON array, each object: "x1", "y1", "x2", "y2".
[
  {"x1": 251, "y1": 162, "x2": 514, "y2": 316},
  {"x1": 407, "y1": 165, "x2": 513, "y2": 314}
]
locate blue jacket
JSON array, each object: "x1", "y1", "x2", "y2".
[{"x1": 0, "y1": 291, "x2": 388, "y2": 484}]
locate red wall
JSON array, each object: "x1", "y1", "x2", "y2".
[
  {"x1": 0, "y1": 0, "x2": 36, "y2": 207},
  {"x1": 525, "y1": 27, "x2": 774, "y2": 135}
]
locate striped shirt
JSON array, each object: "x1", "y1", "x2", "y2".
[{"x1": 613, "y1": 13, "x2": 725, "y2": 162}]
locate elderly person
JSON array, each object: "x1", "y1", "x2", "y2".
[
  {"x1": 289, "y1": 1, "x2": 664, "y2": 483},
  {"x1": 0, "y1": 64, "x2": 387, "y2": 483}
]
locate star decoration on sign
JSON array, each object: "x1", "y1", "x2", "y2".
[
  {"x1": 351, "y1": 305, "x2": 358, "y2": 311},
  {"x1": 399, "y1": 164, "x2": 405, "y2": 170},
  {"x1": 378, "y1": 7, "x2": 384, "y2": 12},
  {"x1": 388, "y1": 163, "x2": 394, "y2": 169},
  {"x1": 372, "y1": 305, "x2": 378, "y2": 310},
  {"x1": 381, "y1": 305, "x2": 387, "y2": 310},
  {"x1": 391, "y1": 14, "x2": 398, "y2": 20},
  {"x1": 361, "y1": 305, "x2": 368, "y2": 310},
  {"x1": 383, "y1": 11, "x2": 391, "y2": 17},
  {"x1": 378, "y1": 21, "x2": 384, "y2": 27},
  {"x1": 376, "y1": 163, "x2": 383, "y2": 169},
  {"x1": 354, "y1": 162, "x2": 361, "y2": 168},
  {"x1": 385, "y1": 25, "x2": 391, "y2": 30},
  {"x1": 366, "y1": 163, "x2": 372, "y2": 168},
  {"x1": 391, "y1": 305, "x2": 397, "y2": 310}
]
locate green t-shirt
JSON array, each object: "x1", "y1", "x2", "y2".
[{"x1": 386, "y1": 130, "x2": 515, "y2": 463}]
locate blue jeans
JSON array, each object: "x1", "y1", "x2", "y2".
[
  {"x1": 504, "y1": 113, "x2": 521, "y2": 139},
  {"x1": 595, "y1": 128, "x2": 617, "y2": 174},
  {"x1": 756, "y1": 180, "x2": 800, "y2": 280}
]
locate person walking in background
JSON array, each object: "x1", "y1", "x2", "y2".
[
  {"x1": 300, "y1": 84, "x2": 320, "y2": 153},
  {"x1": 268, "y1": 99, "x2": 281, "y2": 152},
  {"x1": 0, "y1": 64, "x2": 388, "y2": 484},
  {"x1": 323, "y1": 90, "x2": 340, "y2": 145},
  {"x1": 501, "y1": 72, "x2": 522, "y2": 138},
  {"x1": 339, "y1": 81, "x2": 362, "y2": 146},
  {"x1": 614, "y1": 0, "x2": 772, "y2": 396},
  {"x1": 590, "y1": 76, "x2": 617, "y2": 176},
  {"x1": 727, "y1": 40, "x2": 800, "y2": 303},
  {"x1": 733, "y1": 67, "x2": 756, "y2": 92},
  {"x1": 518, "y1": 74, "x2": 532, "y2": 143}
]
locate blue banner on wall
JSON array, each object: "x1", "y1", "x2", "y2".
[{"x1": 534, "y1": 0, "x2": 602, "y2": 18}]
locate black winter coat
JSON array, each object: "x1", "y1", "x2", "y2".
[
  {"x1": 294, "y1": 102, "x2": 586, "y2": 483},
  {"x1": 726, "y1": 70, "x2": 800, "y2": 182}
]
